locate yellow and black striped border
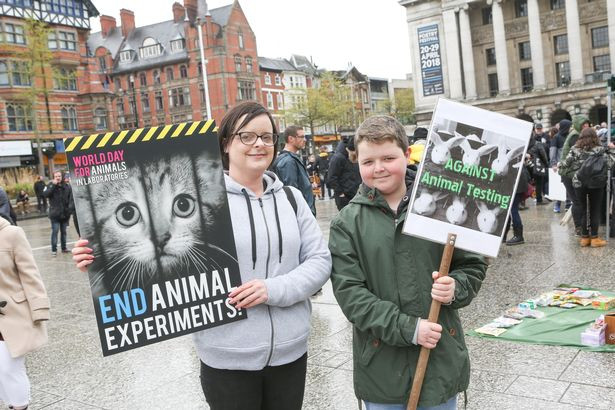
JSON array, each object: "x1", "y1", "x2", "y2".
[{"x1": 63, "y1": 120, "x2": 216, "y2": 152}]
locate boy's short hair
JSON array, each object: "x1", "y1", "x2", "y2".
[
  {"x1": 283, "y1": 125, "x2": 303, "y2": 143},
  {"x1": 355, "y1": 115, "x2": 408, "y2": 154}
]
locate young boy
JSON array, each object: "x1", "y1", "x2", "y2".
[{"x1": 329, "y1": 116, "x2": 487, "y2": 409}]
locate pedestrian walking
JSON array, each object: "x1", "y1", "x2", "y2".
[
  {"x1": 33, "y1": 176, "x2": 46, "y2": 213},
  {"x1": 530, "y1": 124, "x2": 549, "y2": 205},
  {"x1": 273, "y1": 125, "x2": 316, "y2": 215},
  {"x1": 72, "y1": 101, "x2": 331, "y2": 410},
  {"x1": 559, "y1": 127, "x2": 615, "y2": 247},
  {"x1": 0, "y1": 215, "x2": 50, "y2": 410},
  {"x1": 316, "y1": 147, "x2": 331, "y2": 199},
  {"x1": 504, "y1": 155, "x2": 531, "y2": 245},
  {"x1": 328, "y1": 137, "x2": 361, "y2": 211},
  {"x1": 43, "y1": 171, "x2": 73, "y2": 256}
]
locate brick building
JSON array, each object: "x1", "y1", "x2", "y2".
[
  {"x1": 0, "y1": 0, "x2": 101, "y2": 170},
  {"x1": 88, "y1": 0, "x2": 261, "y2": 132}
]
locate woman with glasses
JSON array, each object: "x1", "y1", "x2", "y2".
[{"x1": 72, "y1": 101, "x2": 331, "y2": 409}]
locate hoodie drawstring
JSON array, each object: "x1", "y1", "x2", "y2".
[
  {"x1": 271, "y1": 191, "x2": 284, "y2": 263},
  {"x1": 241, "y1": 189, "x2": 257, "y2": 269}
]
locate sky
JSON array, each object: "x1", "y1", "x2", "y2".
[{"x1": 89, "y1": 0, "x2": 412, "y2": 80}]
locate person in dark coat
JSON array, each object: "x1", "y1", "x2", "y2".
[
  {"x1": 528, "y1": 131, "x2": 549, "y2": 205},
  {"x1": 0, "y1": 187, "x2": 15, "y2": 225},
  {"x1": 315, "y1": 147, "x2": 331, "y2": 199},
  {"x1": 504, "y1": 157, "x2": 531, "y2": 245},
  {"x1": 327, "y1": 137, "x2": 361, "y2": 211},
  {"x1": 42, "y1": 171, "x2": 73, "y2": 256},
  {"x1": 33, "y1": 176, "x2": 46, "y2": 213}
]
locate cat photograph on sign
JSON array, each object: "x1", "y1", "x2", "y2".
[
  {"x1": 403, "y1": 98, "x2": 533, "y2": 257},
  {"x1": 65, "y1": 121, "x2": 245, "y2": 356}
]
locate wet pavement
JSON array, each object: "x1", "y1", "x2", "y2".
[{"x1": 5, "y1": 198, "x2": 615, "y2": 409}]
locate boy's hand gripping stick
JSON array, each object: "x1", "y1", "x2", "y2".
[{"x1": 407, "y1": 233, "x2": 457, "y2": 410}]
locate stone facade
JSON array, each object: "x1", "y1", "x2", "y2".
[{"x1": 400, "y1": 0, "x2": 614, "y2": 127}]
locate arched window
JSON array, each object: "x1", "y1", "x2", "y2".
[
  {"x1": 153, "y1": 70, "x2": 160, "y2": 84},
  {"x1": 61, "y1": 106, "x2": 78, "y2": 131},
  {"x1": 235, "y1": 55, "x2": 242, "y2": 72},
  {"x1": 142, "y1": 37, "x2": 156, "y2": 47},
  {"x1": 6, "y1": 103, "x2": 33, "y2": 131},
  {"x1": 180, "y1": 65, "x2": 188, "y2": 79},
  {"x1": 139, "y1": 73, "x2": 147, "y2": 87},
  {"x1": 166, "y1": 67, "x2": 174, "y2": 81},
  {"x1": 94, "y1": 107, "x2": 107, "y2": 130},
  {"x1": 0, "y1": 62, "x2": 8, "y2": 85},
  {"x1": 246, "y1": 57, "x2": 252, "y2": 72},
  {"x1": 238, "y1": 31, "x2": 244, "y2": 49},
  {"x1": 140, "y1": 37, "x2": 161, "y2": 59}
]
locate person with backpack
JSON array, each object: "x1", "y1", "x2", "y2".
[
  {"x1": 71, "y1": 102, "x2": 331, "y2": 409},
  {"x1": 559, "y1": 127, "x2": 615, "y2": 247}
]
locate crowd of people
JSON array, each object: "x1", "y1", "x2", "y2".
[{"x1": 0, "y1": 101, "x2": 613, "y2": 409}]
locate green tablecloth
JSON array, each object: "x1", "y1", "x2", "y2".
[{"x1": 467, "y1": 288, "x2": 615, "y2": 352}]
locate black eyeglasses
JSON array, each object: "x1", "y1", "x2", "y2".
[{"x1": 234, "y1": 132, "x2": 278, "y2": 146}]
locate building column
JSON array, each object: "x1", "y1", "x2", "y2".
[
  {"x1": 442, "y1": 9, "x2": 463, "y2": 99},
  {"x1": 565, "y1": 0, "x2": 584, "y2": 83},
  {"x1": 489, "y1": 0, "x2": 510, "y2": 95},
  {"x1": 458, "y1": 5, "x2": 477, "y2": 99},
  {"x1": 608, "y1": 0, "x2": 615, "y2": 74},
  {"x1": 527, "y1": 0, "x2": 546, "y2": 89}
]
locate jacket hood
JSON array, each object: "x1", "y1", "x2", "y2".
[
  {"x1": 335, "y1": 140, "x2": 349, "y2": 158},
  {"x1": 559, "y1": 119, "x2": 572, "y2": 135},
  {"x1": 224, "y1": 171, "x2": 284, "y2": 197},
  {"x1": 573, "y1": 116, "x2": 589, "y2": 133}
]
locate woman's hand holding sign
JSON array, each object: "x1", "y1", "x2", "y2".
[
  {"x1": 229, "y1": 279, "x2": 268, "y2": 309},
  {"x1": 72, "y1": 239, "x2": 94, "y2": 272},
  {"x1": 431, "y1": 271, "x2": 455, "y2": 304}
]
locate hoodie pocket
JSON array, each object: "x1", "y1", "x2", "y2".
[
  {"x1": 359, "y1": 336, "x2": 381, "y2": 367},
  {"x1": 11, "y1": 290, "x2": 26, "y2": 303}
]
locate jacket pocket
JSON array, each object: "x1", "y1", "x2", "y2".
[
  {"x1": 359, "y1": 336, "x2": 381, "y2": 366},
  {"x1": 11, "y1": 290, "x2": 26, "y2": 303}
]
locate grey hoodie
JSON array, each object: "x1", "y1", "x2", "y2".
[{"x1": 192, "y1": 171, "x2": 331, "y2": 370}]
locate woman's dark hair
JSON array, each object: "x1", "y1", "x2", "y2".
[
  {"x1": 218, "y1": 101, "x2": 278, "y2": 170},
  {"x1": 576, "y1": 127, "x2": 600, "y2": 150}
]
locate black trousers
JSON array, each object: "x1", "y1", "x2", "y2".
[
  {"x1": 334, "y1": 194, "x2": 351, "y2": 211},
  {"x1": 200, "y1": 353, "x2": 307, "y2": 410},
  {"x1": 562, "y1": 176, "x2": 583, "y2": 229},
  {"x1": 575, "y1": 186, "x2": 604, "y2": 237},
  {"x1": 534, "y1": 175, "x2": 545, "y2": 202}
]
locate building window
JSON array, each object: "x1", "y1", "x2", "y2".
[
  {"x1": 169, "y1": 87, "x2": 191, "y2": 107},
  {"x1": 275, "y1": 74, "x2": 281, "y2": 86},
  {"x1": 515, "y1": 0, "x2": 528, "y2": 17},
  {"x1": 6, "y1": 61, "x2": 31, "y2": 86},
  {"x1": 266, "y1": 92, "x2": 273, "y2": 109},
  {"x1": 518, "y1": 42, "x2": 531, "y2": 61},
  {"x1": 264, "y1": 73, "x2": 271, "y2": 85},
  {"x1": 556, "y1": 61, "x2": 570, "y2": 86},
  {"x1": 237, "y1": 81, "x2": 255, "y2": 101},
  {"x1": 119, "y1": 50, "x2": 132, "y2": 63},
  {"x1": 482, "y1": 7, "x2": 492, "y2": 25},
  {"x1": 6, "y1": 103, "x2": 33, "y2": 131},
  {"x1": 180, "y1": 65, "x2": 188, "y2": 78},
  {"x1": 277, "y1": 93, "x2": 283, "y2": 109},
  {"x1": 49, "y1": 0, "x2": 85, "y2": 17},
  {"x1": 139, "y1": 43, "x2": 162, "y2": 59},
  {"x1": 54, "y1": 67, "x2": 77, "y2": 90},
  {"x1": 593, "y1": 55, "x2": 611, "y2": 73},
  {"x1": 128, "y1": 96, "x2": 136, "y2": 114},
  {"x1": 166, "y1": 67, "x2": 174, "y2": 81},
  {"x1": 153, "y1": 70, "x2": 160, "y2": 84},
  {"x1": 550, "y1": 0, "x2": 565, "y2": 10},
  {"x1": 58, "y1": 31, "x2": 76, "y2": 51},
  {"x1": 98, "y1": 56, "x2": 107, "y2": 70},
  {"x1": 486, "y1": 48, "x2": 496, "y2": 66},
  {"x1": 488, "y1": 73, "x2": 498, "y2": 97},
  {"x1": 155, "y1": 91, "x2": 163, "y2": 110},
  {"x1": 199, "y1": 83, "x2": 206, "y2": 103},
  {"x1": 48, "y1": 31, "x2": 57, "y2": 49},
  {"x1": 0, "y1": 62, "x2": 8, "y2": 85},
  {"x1": 553, "y1": 34, "x2": 568, "y2": 55},
  {"x1": 170, "y1": 39, "x2": 185, "y2": 53},
  {"x1": 246, "y1": 57, "x2": 253, "y2": 72},
  {"x1": 238, "y1": 32, "x2": 244, "y2": 49},
  {"x1": 117, "y1": 99, "x2": 125, "y2": 116},
  {"x1": 591, "y1": 26, "x2": 609, "y2": 49},
  {"x1": 141, "y1": 92, "x2": 150, "y2": 113},
  {"x1": 235, "y1": 55, "x2": 242, "y2": 72},
  {"x1": 4, "y1": 23, "x2": 26, "y2": 44},
  {"x1": 61, "y1": 106, "x2": 78, "y2": 131},
  {"x1": 94, "y1": 108, "x2": 107, "y2": 130},
  {"x1": 520, "y1": 68, "x2": 533, "y2": 92}
]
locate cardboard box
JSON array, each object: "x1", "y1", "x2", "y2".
[{"x1": 606, "y1": 314, "x2": 615, "y2": 345}]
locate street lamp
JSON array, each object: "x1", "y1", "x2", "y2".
[
  {"x1": 195, "y1": 15, "x2": 212, "y2": 120},
  {"x1": 129, "y1": 74, "x2": 139, "y2": 128}
]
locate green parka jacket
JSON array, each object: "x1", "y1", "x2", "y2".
[{"x1": 329, "y1": 180, "x2": 487, "y2": 407}]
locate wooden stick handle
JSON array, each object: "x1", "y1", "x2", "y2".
[{"x1": 407, "y1": 233, "x2": 457, "y2": 410}]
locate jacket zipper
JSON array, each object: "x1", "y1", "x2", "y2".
[{"x1": 258, "y1": 198, "x2": 275, "y2": 366}]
